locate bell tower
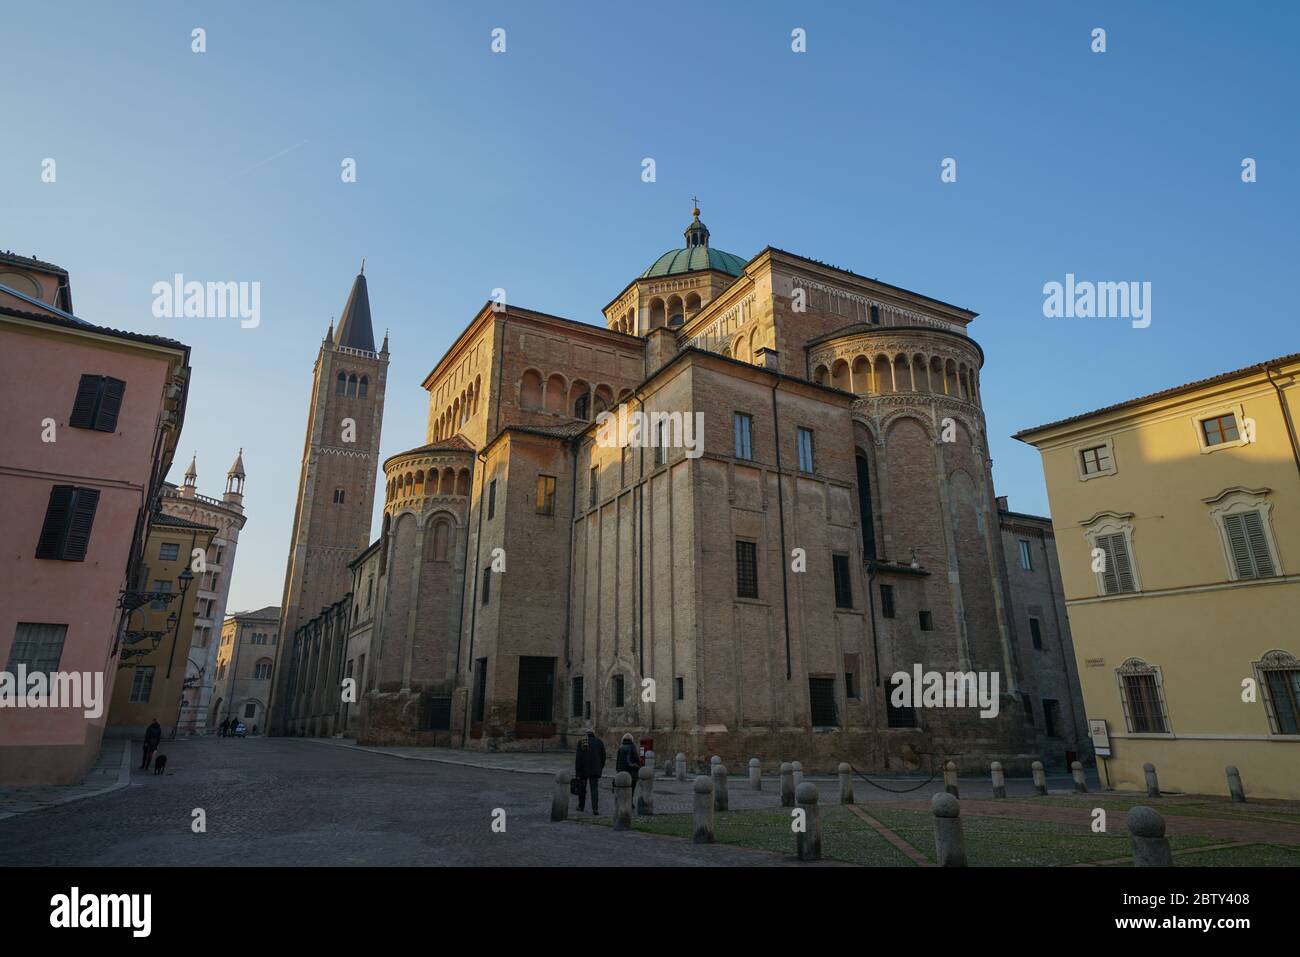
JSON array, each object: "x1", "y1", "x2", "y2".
[{"x1": 268, "y1": 264, "x2": 389, "y2": 734}]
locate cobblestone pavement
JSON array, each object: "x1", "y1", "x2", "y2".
[{"x1": 0, "y1": 737, "x2": 802, "y2": 867}]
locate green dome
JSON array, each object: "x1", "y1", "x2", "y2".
[{"x1": 640, "y1": 245, "x2": 747, "y2": 279}]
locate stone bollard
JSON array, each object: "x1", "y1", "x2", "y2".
[
  {"x1": 1031, "y1": 760, "x2": 1047, "y2": 795},
  {"x1": 990, "y1": 761, "x2": 1006, "y2": 799},
  {"x1": 710, "y1": 755, "x2": 721, "y2": 768},
  {"x1": 613, "y1": 771, "x2": 633, "y2": 831},
  {"x1": 712, "y1": 763, "x2": 730, "y2": 812},
  {"x1": 795, "y1": 782, "x2": 822, "y2": 861},
  {"x1": 692, "y1": 776, "x2": 714, "y2": 844},
  {"x1": 551, "y1": 770, "x2": 571, "y2": 822},
  {"x1": 676, "y1": 752, "x2": 687, "y2": 782},
  {"x1": 1072, "y1": 760, "x2": 1088, "y2": 793},
  {"x1": 931, "y1": 792, "x2": 968, "y2": 867},
  {"x1": 749, "y1": 757, "x2": 762, "y2": 790},
  {"x1": 1127, "y1": 805, "x2": 1173, "y2": 867},
  {"x1": 1144, "y1": 762, "x2": 1160, "y2": 798},
  {"x1": 637, "y1": 765, "x2": 655, "y2": 815},
  {"x1": 944, "y1": 760, "x2": 959, "y2": 798},
  {"x1": 1226, "y1": 765, "x2": 1247, "y2": 803},
  {"x1": 838, "y1": 762, "x2": 855, "y2": 804},
  {"x1": 793, "y1": 761, "x2": 804, "y2": 788},
  {"x1": 780, "y1": 762, "x2": 796, "y2": 807}
]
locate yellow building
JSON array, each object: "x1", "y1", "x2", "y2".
[
  {"x1": 1015, "y1": 353, "x2": 1300, "y2": 799},
  {"x1": 108, "y1": 512, "x2": 216, "y2": 735}
]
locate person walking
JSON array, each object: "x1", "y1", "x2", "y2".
[
  {"x1": 141, "y1": 718, "x2": 162, "y2": 770},
  {"x1": 218, "y1": 718, "x2": 228, "y2": 738},
  {"x1": 615, "y1": 732, "x2": 641, "y2": 809},
  {"x1": 574, "y1": 728, "x2": 606, "y2": 815}
]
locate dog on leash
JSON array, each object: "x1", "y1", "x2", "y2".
[{"x1": 152, "y1": 754, "x2": 167, "y2": 775}]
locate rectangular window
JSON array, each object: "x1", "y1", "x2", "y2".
[
  {"x1": 481, "y1": 566, "x2": 491, "y2": 605},
  {"x1": 1201, "y1": 413, "x2": 1239, "y2": 447},
  {"x1": 736, "y1": 540, "x2": 759, "y2": 599},
  {"x1": 1222, "y1": 510, "x2": 1276, "y2": 579},
  {"x1": 1121, "y1": 673, "x2": 1168, "y2": 734},
  {"x1": 1263, "y1": 668, "x2": 1300, "y2": 735},
  {"x1": 515, "y1": 656, "x2": 555, "y2": 723},
  {"x1": 918, "y1": 610, "x2": 933, "y2": 631},
  {"x1": 254, "y1": 661, "x2": 272, "y2": 680},
  {"x1": 151, "y1": 580, "x2": 172, "y2": 611},
  {"x1": 333, "y1": 488, "x2": 345, "y2": 504},
  {"x1": 487, "y1": 479, "x2": 497, "y2": 520},
  {"x1": 536, "y1": 474, "x2": 557, "y2": 515},
  {"x1": 797, "y1": 428, "x2": 814, "y2": 473},
  {"x1": 1096, "y1": 533, "x2": 1137, "y2": 594},
  {"x1": 1043, "y1": 699, "x2": 1061, "y2": 738},
  {"x1": 129, "y1": 666, "x2": 155, "y2": 704},
  {"x1": 69, "y1": 374, "x2": 127, "y2": 432},
  {"x1": 1080, "y1": 444, "x2": 1112, "y2": 475},
  {"x1": 809, "y1": 676, "x2": 838, "y2": 727},
  {"x1": 869, "y1": 304, "x2": 880, "y2": 325},
  {"x1": 674, "y1": 676, "x2": 684, "y2": 701},
  {"x1": 844, "y1": 654, "x2": 861, "y2": 699},
  {"x1": 733, "y1": 412, "x2": 753, "y2": 460},
  {"x1": 571, "y1": 676, "x2": 584, "y2": 718},
  {"x1": 1022, "y1": 693, "x2": 1034, "y2": 723},
  {"x1": 879, "y1": 584, "x2": 895, "y2": 619},
  {"x1": 832, "y1": 553, "x2": 853, "y2": 609},
  {"x1": 1018, "y1": 539, "x2": 1033, "y2": 570},
  {"x1": 613, "y1": 674, "x2": 625, "y2": 708},
  {"x1": 1029, "y1": 617, "x2": 1043, "y2": 650},
  {"x1": 244, "y1": 703, "x2": 256, "y2": 718},
  {"x1": 159, "y1": 542, "x2": 180, "y2": 562},
  {"x1": 589, "y1": 467, "x2": 598, "y2": 508},
  {"x1": 35, "y1": 485, "x2": 100, "y2": 561},
  {"x1": 5, "y1": 623, "x2": 68, "y2": 674},
  {"x1": 656, "y1": 422, "x2": 667, "y2": 466}
]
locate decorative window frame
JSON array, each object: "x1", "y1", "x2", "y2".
[
  {"x1": 1073, "y1": 436, "x2": 1117, "y2": 481},
  {"x1": 1252, "y1": 650, "x2": 1300, "y2": 736},
  {"x1": 1081, "y1": 511, "x2": 1142, "y2": 596},
  {"x1": 1115, "y1": 656, "x2": 1172, "y2": 735},
  {"x1": 1203, "y1": 486, "x2": 1282, "y2": 580},
  {"x1": 1190, "y1": 401, "x2": 1250, "y2": 454}
]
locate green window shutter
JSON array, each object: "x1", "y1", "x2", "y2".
[
  {"x1": 1222, "y1": 513, "x2": 1255, "y2": 577},
  {"x1": 95, "y1": 377, "x2": 126, "y2": 431},
  {"x1": 69, "y1": 375, "x2": 101, "y2": 429},
  {"x1": 1099, "y1": 534, "x2": 1121, "y2": 594},
  {"x1": 1242, "y1": 511, "x2": 1275, "y2": 577}
]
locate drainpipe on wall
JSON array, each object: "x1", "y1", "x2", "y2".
[
  {"x1": 1263, "y1": 364, "x2": 1300, "y2": 485},
  {"x1": 770, "y1": 379, "x2": 793, "y2": 680}
]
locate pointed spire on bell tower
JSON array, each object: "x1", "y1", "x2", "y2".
[
  {"x1": 179, "y1": 453, "x2": 198, "y2": 498},
  {"x1": 334, "y1": 263, "x2": 376, "y2": 353},
  {"x1": 380, "y1": 328, "x2": 389, "y2": 354},
  {"x1": 224, "y1": 448, "x2": 246, "y2": 507}
]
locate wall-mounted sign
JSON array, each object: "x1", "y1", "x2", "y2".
[{"x1": 1084, "y1": 657, "x2": 1105, "y2": 668}]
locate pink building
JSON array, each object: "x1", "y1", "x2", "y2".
[{"x1": 0, "y1": 252, "x2": 191, "y2": 785}]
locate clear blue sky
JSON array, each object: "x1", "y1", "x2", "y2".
[{"x1": 6, "y1": 1, "x2": 1296, "y2": 612}]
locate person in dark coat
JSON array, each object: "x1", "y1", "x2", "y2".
[
  {"x1": 574, "y1": 729, "x2": 606, "y2": 814},
  {"x1": 218, "y1": 718, "x2": 228, "y2": 738},
  {"x1": 141, "y1": 719, "x2": 162, "y2": 770},
  {"x1": 615, "y1": 733, "x2": 641, "y2": 808}
]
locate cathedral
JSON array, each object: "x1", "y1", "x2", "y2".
[{"x1": 268, "y1": 209, "x2": 1088, "y2": 773}]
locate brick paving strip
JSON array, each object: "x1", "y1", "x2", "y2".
[
  {"x1": 1067, "y1": 841, "x2": 1256, "y2": 867},
  {"x1": 843, "y1": 803, "x2": 932, "y2": 866},
  {"x1": 869, "y1": 798, "x2": 1300, "y2": 847}
]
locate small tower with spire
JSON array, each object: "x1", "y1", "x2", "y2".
[
  {"x1": 224, "y1": 448, "x2": 246, "y2": 508},
  {"x1": 179, "y1": 454, "x2": 198, "y2": 499},
  {"x1": 684, "y1": 201, "x2": 710, "y2": 249}
]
